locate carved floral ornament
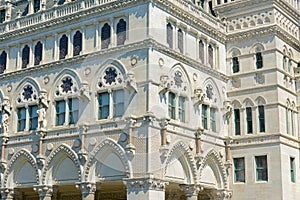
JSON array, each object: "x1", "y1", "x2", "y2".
[
  {"x1": 17, "y1": 84, "x2": 38, "y2": 104},
  {"x1": 55, "y1": 76, "x2": 79, "y2": 97},
  {"x1": 98, "y1": 67, "x2": 123, "y2": 89}
]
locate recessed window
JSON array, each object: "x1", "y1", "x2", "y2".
[
  {"x1": 178, "y1": 29, "x2": 183, "y2": 53},
  {"x1": 22, "y1": 45, "x2": 30, "y2": 69},
  {"x1": 202, "y1": 105, "x2": 208, "y2": 130},
  {"x1": 199, "y1": 40, "x2": 204, "y2": 63},
  {"x1": 256, "y1": 52, "x2": 263, "y2": 69},
  {"x1": 168, "y1": 92, "x2": 186, "y2": 122},
  {"x1": 59, "y1": 35, "x2": 68, "y2": 60},
  {"x1": 17, "y1": 107, "x2": 26, "y2": 132},
  {"x1": 168, "y1": 92, "x2": 176, "y2": 120},
  {"x1": 232, "y1": 57, "x2": 239, "y2": 73},
  {"x1": 73, "y1": 31, "x2": 82, "y2": 56},
  {"x1": 101, "y1": 23, "x2": 111, "y2": 50},
  {"x1": 208, "y1": 45, "x2": 214, "y2": 68},
  {"x1": 290, "y1": 157, "x2": 295, "y2": 183},
  {"x1": 178, "y1": 96, "x2": 186, "y2": 122},
  {"x1": 0, "y1": 51, "x2": 7, "y2": 74},
  {"x1": 116, "y1": 19, "x2": 127, "y2": 46},
  {"x1": 258, "y1": 105, "x2": 265, "y2": 132},
  {"x1": 55, "y1": 98, "x2": 79, "y2": 126},
  {"x1": 234, "y1": 109, "x2": 240, "y2": 135},
  {"x1": 33, "y1": 0, "x2": 40, "y2": 13},
  {"x1": 255, "y1": 155, "x2": 268, "y2": 181},
  {"x1": 167, "y1": 23, "x2": 173, "y2": 48},
  {"x1": 98, "y1": 90, "x2": 124, "y2": 120},
  {"x1": 234, "y1": 157, "x2": 245, "y2": 182},
  {"x1": 0, "y1": 10, "x2": 5, "y2": 23},
  {"x1": 246, "y1": 107, "x2": 253, "y2": 134},
  {"x1": 34, "y1": 41, "x2": 43, "y2": 66}
]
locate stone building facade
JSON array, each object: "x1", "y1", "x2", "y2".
[{"x1": 0, "y1": 0, "x2": 298, "y2": 199}]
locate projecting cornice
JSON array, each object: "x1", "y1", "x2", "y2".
[{"x1": 0, "y1": 39, "x2": 228, "y2": 83}]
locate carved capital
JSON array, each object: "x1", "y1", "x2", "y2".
[
  {"x1": 33, "y1": 185, "x2": 53, "y2": 198},
  {"x1": 76, "y1": 182, "x2": 96, "y2": 195},
  {"x1": 124, "y1": 178, "x2": 168, "y2": 192},
  {"x1": 36, "y1": 154, "x2": 46, "y2": 169},
  {"x1": 211, "y1": 189, "x2": 232, "y2": 200},
  {"x1": 0, "y1": 188, "x2": 14, "y2": 199},
  {"x1": 180, "y1": 184, "x2": 202, "y2": 197}
]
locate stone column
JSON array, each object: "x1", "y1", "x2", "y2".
[
  {"x1": 34, "y1": 185, "x2": 53, "y2": 200},
  {"x1": 0, "y1": 188, "x2": 14, "y2": 200},
  {"x1": 76, "y1": 182, "x2": 96, "y2": 200},
  {"x1": 124, "y1": 177, "x2": 168, "y2": 200},
  {"x1": 180, "y1": 184, "x2": 201, "y2": 200}
]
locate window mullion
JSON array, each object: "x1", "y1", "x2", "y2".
[
  {"x1": 25, "y1": 105, "x2": 29, "y2": 131},
  {"x1": 65, "y1": 98, "x2": 69, "y2": 126},
  {"x1": 108, "y1": 89, "x2": 113, "y2": 119}
]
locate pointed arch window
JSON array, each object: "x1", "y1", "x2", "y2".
[
  {"x1": 208, "y1": 45, "x2": 214, "y2": 68},
  {"x1": 34, "y1": 41, "x2": 43, "y2": 66},
  {"x1": 73, "y1": 31, "x2": 82, "y2": 56},
  {"x1": 246, "y1": 107, "x2": 253, "y2": 134},
  {"x1": 34, "y1": 0, "x2": 40, "y2": 13},
  {"x1": 256, "y1": 52, "x2": 263, "y2": 69},
  {"x1": 0, "y1": 10, "x2": 5, "y2": 23},
  {"x1": 59, "y1": 34, "x2": 68, "y2": 60},
  {"x1": 0, "y1": 51, "x2": 7, "y2": 74},
  {"x1": 258, "y1": 105, "x2": 265, "y2": 132},
  {"x1": 116, "y1": 19, "x2": 127, "y2": 46},
  {"x1": 178, "y1": 28, "x2": 183, "y2": 53},
  {"x1": 22, "y1": 45, "x2": 30, "y2": 69},
  {"x1": 199, "y1": 40, "x2": 204, "y2": 63},
  {"x1": 167, "y1": 23, "x2": 173, "y2": 48},
  {"x1": 101, "y1": 23, "x2": 111, "y2": 50},
  {"x1": 234, "y1": 109, "x2": 240, "y2": 135}
]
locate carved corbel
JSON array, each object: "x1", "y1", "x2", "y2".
[
  {"x1": 79, "y1": 82, "x2": 91, "y2": 101},
  {"x1": 33, "y1": 185, "x2": 53, "y2": 199},
  {"x1": 36, "y1": 154, "x2": 46, "y2": 169},
  {"x1": 159, "y1": 75, "x2": 170, "y2": 94},
  {"x1": 124, "y1": 71, "x2": 138, "y2": 93},
  {"x1": 125, "y1": 116, "x2": 137, "y2": 158},
  {"x1": 38, "y1": 90, "x2": 49, "y2": 109},
  {"x1": 193, "y1": 88, "x2": 206, "y2": 105},
  {"x1": 76, "y1": 182, "x2": 97, "y2": 198}
]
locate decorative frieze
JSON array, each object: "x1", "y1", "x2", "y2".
[{"x1": 124, "y1": 177, "x2": 168, "y2": 192}]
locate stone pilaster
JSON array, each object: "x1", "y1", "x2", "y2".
[
  {"x1": 76, "y1": 182, "x2": 96, "y2": 200},
  {"x1": 124, "y1": 177, "x2": 168, "y2": 200},
  {"x1": 0, "y1": 188, "x2": 14, "y2": 200},
  {"x1": 34, "y1": 185, "x2": 53, "y2": 200}
]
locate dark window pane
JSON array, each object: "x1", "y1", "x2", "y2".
[
  {"x1": 0, "y1": 51, "x2": 7, "y2": 74},
  {"x1": 199, "y1": 40, "x2": 204, "y2": 63},
  {"x1": 234, "y1": 158, "x2": 245, "y2": 182},
  {"x1": 256, "y1": 52, "x2": 263, "y2": 69},
  {"x1": 258, "y1": 106, "x2": 265, "y2": 132},
  {"x1": 178, "y1": 29, "x2": 183, "y2": 53},
  {"x1": 34, "y1": 0, "x2": 40, "y2": 12},
  {"x1": 69, "y1": 98, "x2": 79, "y2": 124},
  {"x1": 73, "y1": 31, "x2": 82, "y2": 56},
  {"x1": 22, "y1": 45, "x2": 30, "y2": 69},
  {"x1": 17, "y1": 107, "x2": 26, "y2": 131},
  {"x1": 29, "y1": 105, "x2": 38, "y2": 130},
  {"x1": 98, "y1": 92, "x2": 109, "y2": 119},
  {"x1": 167, "y1": 23, "x2": 173, "y2": 48},
  {"x1": 101, "y1": 23, "x2": 111, "y2": 50},
  {"x1": 256, "y1": 156, "x2": 268, "y2": 181},
  {"x1": 202, "y1": 105, "x2": 208, "y2": 130},
  {"x1": 34, "y1": 41, "x2": 43, "y2": 66},
  {"x1": 59, "y1": 34, "x2": 68, "y2": 60},
  {"x1": 234, "y1": 109, "x2": 240, "y2": 135},
  {"x1": 208, "y1": 45, "x2": 214, "y2": 68},
  {"x1": 178, "y1": 96, "x2": 185, "y2": 122},
  {"x1": 168, "y1": 92, "x2": 176, "y2": 120},
  {"x1": 58, "y1": 0, "x2": 65, "y2": 5},
  {"x1": 117, "y1": 19, "x2": 126, "y2": 46},
  {"x1": 0, "y1": 10, "x2": 5, "y2": 23},
  {"x1": 56, "y1": 100, "x2": 66, "y2": 126},
  {"x1": 290, "y1": 157, "x2": 295, "y2": 183},
  {"x1": 232, "y1": 57, "x2": 239, "y2": 73},
  {"x1": 113, "y1": 90, "x2": 124, "y2": 117},
  {"x1": 246, "y1": 107, "x2": 252, "y2": 134}
]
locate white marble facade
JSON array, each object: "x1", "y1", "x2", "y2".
[{"x1": 0, "y1": 0, "x2": 298, "y2": 199}]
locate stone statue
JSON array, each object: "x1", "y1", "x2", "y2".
[
  {"x1": 37, "y1": 106, "x2": 47, "y2": 129},
  {"x1": 1, "y1": 113, "x2": 9, "y2": 134},
  {"x1": 193, "y1": 88, "x2": 206, "y2": 105},
  {"x1": 38, "y1": 90, "x2": 49, "y2": 108}
]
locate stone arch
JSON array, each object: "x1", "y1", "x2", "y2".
[
  {"x1": 203, "y1": 77, "x2": 222, "y2": 106},
  {"x1": 232, "y1": 99, "x2": 242, "y2": 109},
  {"x1": 227, "y1": 47, "x2": 241, "y2": 58},
  {"x1": 42, "y1": 144, "x2": 81, "y2": 185},
  {"x1": 164, "y1": 141, "x2": 198, "y2": 184},
  {"x1": 228, "y1": 25, "x2": 234, "y2": 31},
  {"x1": 168, "y1": 63, "x2": 193, "y2": 96},
  {"x1": 3, "y1": 149, "x2": 39, "y2": 188},
  {"x1": 264, "y1": 17, "x2": 271, "y2": 23},
  {"x1": 242, "y1": 22, "x2": 248, "y2": 28},
  {"x1": 84, "y1": 138, "x2": 131, "y2": 182},
  {"x1": 50, "y1": 68, "x2": 82, "y2": 99},
  {"x1": 235, "y1": 23, "x2": 241, "y2": 29},
  {"x1": 249, "y1": 43, "x2": 265, "y2": 54},
  {"x1": 255, "y1": 96, "x2": 266, "y2": 105},
  {"x1": 199, "y1": 149, "x2": 228, "y2": 189},
  {"x1": 13, "y1": 77, "x2": 41, "y2": 101},
  {"x1": 257, "y1": 18, "x2": 263, "y2": 25},
  {"x1": 243, "y1": 98, "x2": 254, "y2": 107}
]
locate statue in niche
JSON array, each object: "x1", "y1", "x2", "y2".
[
  {"x1": 0, "y1": 98, "x2": 11, "y2": 134},
  {"x1": 37, "y1": 90, "x2": 49, "y2": 130}
]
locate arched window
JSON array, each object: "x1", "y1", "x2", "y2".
[
  {"x1": 73, "y1": 31, "x2": 82, "y2": 56},
  {"x1": 256, "y1": 52, "x2": 263, "y2": 69},
  {"x1": 246, "y1": 107, "x2": 253, "y2": 134},
  {"x1": 116, "y1": 19, "x2": 126, "y2": 46},
  {"x1": 33, "y1": 0, "x2": 40, "y2": 13},
  {"x1": 208, "y1": 45, "x2": 214, "y2": 67},
  {"x1": 59, "y1": 34, "x2": 68, "y2": 60},
  {"x1": 167, "y1": 23, "x2": 173, "y2": 48},
  {"x1": 258, "y1": 105, "x2": 265, "y2": 132},
  {"x1": 234, "y1": 108, "x2": 241, "y2": 135},
  {"x1": 232, "y1": 57, "x2": 239, "y2": 73},
  {"x1": 34, "y1": 41, "x2": 43, "y2": 66},
  {"x1": 101, "y1": 23, "x2": 111, "y2": 50},
  {"x1": 22, "y1": 45, "x2": 30, "y2": 69},
  {"x1": 0, "y1": 10, "x2": 5, "y2": 23},
  {"x1": 0, "y1": 51, "x2": 7, "y2": 74},
  {"x1": 57, "y1": 0, "x2": 65, "y2": 5},
  {"x1": 199, "y1": 40, "x2": 204, "y2": 63},
  {"x1": 178, "y1": 28, "x2": 183, "y2": 53}
]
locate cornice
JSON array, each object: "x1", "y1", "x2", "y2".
[
  {"x1": 273, "y1": 0, "x2": 300, "y2": 21},
  {"x1": 0, "y1": 39, "x2": 228, "y2": 84}
]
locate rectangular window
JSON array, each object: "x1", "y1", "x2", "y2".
[
  {"x1": 291, "y1": 111, "x2": 294, "y2": 136},
  {"x1": 168, "y1": 92, "x2": 176, "y2": 120},
  {"x1": 258, "y1": 106, "x2": 265, "y2": 132},
  {"x1": 234, "y1": 109, "x2": 240, "y2": 135},
  {"x1": 256, "y1": 52, "x2": 263, "y2": 69},
  {"x1": 202, "y1": 105, "x2": 208, "y2": 130},
  {"x1": 113, "y1": 90, "x2": 124, "y2": 117},
  {"x1": 178, "y1": 96, "x2": 186, "y2": 122},
  {"x1": 286, "y1": 108, "x2": 289, "y2": 134},
  {"x1": 17, "y1": 107, "x2": 26, "y2": 131},
  {"x1": 29, "y1": 105, "x2": 38, "y2": 130},
  {"x1": 255, "y1": 155, "x2": 268, "y2": 181},
  {"x1": 290, "y1": 157, "x2": 295, "y2": 183},
  {"x1": 0, "y1": 10, "x2": 5, "y2": 23},
  {"x1": 246, "y1": 107, "x2": 253, "y2": 134},
  {"x1": 232, "y1": 57, "x2": 239, "y2": 73},
  {"x1": 56, "y1": 100, "x2": 66, "y2": 126},
  {"x1": 69, "y1": 98, "x2": 79, "y2": 125},
  {"x1": 234, "y1": 157, "x2": 245, "y2": 183},
  {"x1": 33, "y1": 0, "x2": 40, "y2": 13},
  {"x1": 210, "y1": 108, "x2": 217, "y2": 132},
  {"x1": 98, "y1": 92, "x2": 109, "y2": 120}
]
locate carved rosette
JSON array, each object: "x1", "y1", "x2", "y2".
[
  {"x1": 124, "y1": 178, "x2": 168, "y2": 192},
  {"x1": 33, "y1": 185, "x2": 53, "y2": 198}
]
